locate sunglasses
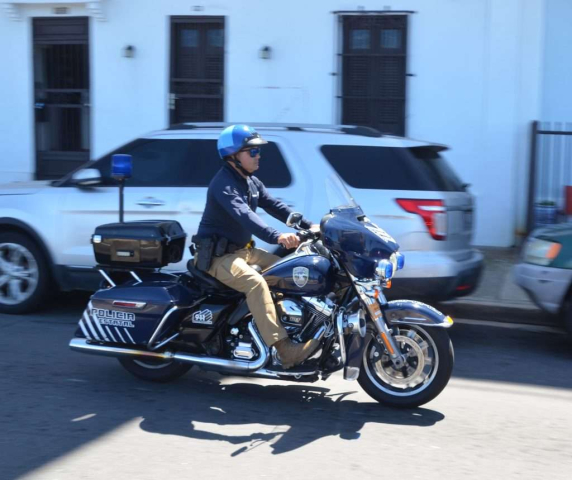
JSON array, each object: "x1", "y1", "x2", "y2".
[{"x1": 240, "y1": 147, "x2": 261, "y2": 158}]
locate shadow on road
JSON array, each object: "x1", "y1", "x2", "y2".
[
  {"x1": 0, "y1": 358, "x2": 444, "y2": 479},
  {"x1": 139, "y1": 379, "x2": 444, "y2": 455}
]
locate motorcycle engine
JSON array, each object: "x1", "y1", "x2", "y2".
[
  {"x1": 276, "y1": 297, "x2": 335, "y2": 341},
  {"x1": 226, "y1": 296, "x2": 335, "y2": 361}
]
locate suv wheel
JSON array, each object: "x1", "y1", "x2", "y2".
[{"x1": 0, "y1": 232, "x2": 51, "y2": 314}]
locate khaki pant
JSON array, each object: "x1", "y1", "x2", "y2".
[{"x1": 206, "y1": 247, "x2": 288, "y2": 346}]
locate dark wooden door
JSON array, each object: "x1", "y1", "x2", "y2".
[
  {"x1": 170, "y1": 16, "x2": 225, "y2": 124},
  {"x1": 33, "y1": 17, "x2": 90, "y2": 179},
  {"x1": 340, "y1": 15, "x2": 408, "y2": 135}
]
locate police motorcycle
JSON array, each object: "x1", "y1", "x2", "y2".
[{"x1": 69, "y1": 157, "x2": 454, "y2": 408}]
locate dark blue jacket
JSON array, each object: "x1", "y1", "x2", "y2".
[{"x1": 197, "y1": 163, "x2": 312, "y2": 247}]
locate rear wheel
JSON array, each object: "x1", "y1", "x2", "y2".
[
  {"x1": 0, "y1": 232, "x2": 51, "y2": 314},
  {"x1": 118, "y1": 357, "x2": 192, "y2": 382},
  {"x1": 358, "y1": 323, "x2": 454, "y2": 408}
]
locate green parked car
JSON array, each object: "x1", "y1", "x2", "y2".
[{"x1": 513, "y1": 224, "x2": 572, "y2": 334}]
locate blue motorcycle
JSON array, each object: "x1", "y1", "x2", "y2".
[{"x1": 70, "y1": 174, "x2": 454, "y2": 408}]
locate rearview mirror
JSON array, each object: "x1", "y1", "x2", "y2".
[
  {"x1": 72, "y1": 168, "x2": 102, "y2": 186},
  {"x1": 286, "y1": 212, "x2": 303, "y2": 227}
]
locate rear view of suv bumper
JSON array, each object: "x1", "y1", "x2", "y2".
[{"x1": 388, "y1": 249, "x2": 484, "y2": 300}]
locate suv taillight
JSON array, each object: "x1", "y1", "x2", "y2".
[{"x1": 396, "y1": 199, "x2": 447, "y2": 241}]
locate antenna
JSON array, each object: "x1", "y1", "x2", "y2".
[{"x1": 111, "y1": 154, "x2": 132, "y2": 223}]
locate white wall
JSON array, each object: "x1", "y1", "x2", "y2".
[
  {"x1": 513, "y1": 1, "x2": 546, "y2": 239},
  {"x1": 0, "y1": 0, "x2": 551, "y2": 246},
  {"x1": 0, "y1": 8, "x2": 35, "y2": 181},
  {"x1": 542, "y1": 0, "x2": 572, "y2": 122}
]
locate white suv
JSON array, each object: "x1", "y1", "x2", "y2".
[{"x1": 0, "y1": 123, "x2": 483, "y2": 313}]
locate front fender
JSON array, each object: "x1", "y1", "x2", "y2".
[
  {"x1": 344, "y1": 299, "x2": 453, "y2": 375},
  {"x1": 343, "y1": 300, "x2": 452, "y2": 376},
  {"x1": 384, "y1": 300, "x2": 454, "y2": 328}
]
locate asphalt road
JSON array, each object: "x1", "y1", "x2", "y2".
[{"x1": 1, "y1": 294, "x2": 571, "y2": 480}]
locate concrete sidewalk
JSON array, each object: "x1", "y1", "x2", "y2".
[{"x1": 436, "y1": 247, "x2": 558, "y2": 326}]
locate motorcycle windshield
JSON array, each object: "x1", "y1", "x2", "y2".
[
  {"x1": 322, "y1": 173, "x2": 399, "y2": 278},
  {"x1": 325, "y1": 173, "x2": 360, "y2": 212}
]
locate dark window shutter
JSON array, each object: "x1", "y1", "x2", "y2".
[
  {"x1": 340, "y1": 15, "x2": 408, "y2": 136},
  {"x1": 33, "y1": 17, "x2": 91, "y2": 180},
  {"x1": 170, "y1": 17, "x2": 225, "y2": 124}
]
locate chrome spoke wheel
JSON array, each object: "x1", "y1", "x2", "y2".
[
  {"x1": 0, "y1": 243, "x2": 39, "y2": 306},
  {"x1": 364, "y1": 325, "x2": 439, "y2": 397}
]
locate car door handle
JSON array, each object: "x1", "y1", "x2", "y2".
[{"x1": 136, "y1": 198, "x2": 166, "y2": 208}]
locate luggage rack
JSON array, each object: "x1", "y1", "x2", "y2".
[
  {"x1": 96, "y1": 266, "x2": 183, "y2": 289},
  {"x1": 97, "y1": 268, "x2": 142, "y2": 288},
  {"x1": 166, "y1": 122, "x2": 384, "y2": 138}
]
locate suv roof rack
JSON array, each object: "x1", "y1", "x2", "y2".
[{"x1": 166, "y1": 122, "x2": 384, "y2": 138}]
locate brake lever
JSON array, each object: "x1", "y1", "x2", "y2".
[
  {"x1": 297, "y1": 229, "x2": 321, "y2": 242},
  {"x1": 297, "y1": 229, "x2": 311, "y2": 241}
]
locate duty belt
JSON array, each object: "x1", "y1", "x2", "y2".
[{"x1": 228, "y1": 239, "x2": 255, "y2": 254}]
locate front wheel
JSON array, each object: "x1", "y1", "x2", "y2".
[
  {"x1": 118, "y1": 357, "x2": 192, "y2": 383},
  {"x1": 358, "y1": 323, "x2": 454, "y2": 408}
]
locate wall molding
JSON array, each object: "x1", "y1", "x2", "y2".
[
  {"x1": 2, "y1": 0, "x2": 106, "y2": 21},
  {"x1": 85, "y1": 1, "x2": 105, "y2": 21},
  {"x1": 2, "y1": 3, "x2": 21, "y2": 20}
]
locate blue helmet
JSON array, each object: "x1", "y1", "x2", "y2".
[{"x1": 217, "y1": 124, "x2": 268, "y2": 159}]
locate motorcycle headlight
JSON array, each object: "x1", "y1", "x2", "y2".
[
  {"x1": 375, "y1": 259, "x2": 394, "y2": 280},
  {"x1": 396, "y1": 252, "x2": 405, "y2": 270},
  {"x1": 375, "y1": 253, "x2": 404, "y2": 280},
  {"x1": 523, "y1": 238, "x2": 561, "y2": 266}
]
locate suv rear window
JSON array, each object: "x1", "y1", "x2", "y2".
[{"x1": 320, "y1": 145, "x2": 465, "y2": 191}]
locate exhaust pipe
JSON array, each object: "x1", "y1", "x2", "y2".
[{"x1": 69, "y1": 322, "x2": 269, "y2": 373}]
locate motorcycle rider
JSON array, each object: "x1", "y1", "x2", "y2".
[{"x1": 193, "y1": 124, "x2": 318, "y2": 369}]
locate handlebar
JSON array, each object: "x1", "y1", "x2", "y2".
[{"x1": 297, "y1": 229, "x2": 320, "y2": 242}]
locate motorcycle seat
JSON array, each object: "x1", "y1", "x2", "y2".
[
  {"x1": 187, "y1": 260, "x2": 229, "y2": 290},
  {"x1": 186, "y1": 260, "x2": 262, "y2": 291}
]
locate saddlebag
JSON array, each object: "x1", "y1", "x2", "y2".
[
  {"x1": 75, "y1": 280, "x2": 198, "y2": 346},
  {"x1": 92, "y1": 220, "x2": 186, "y2": 269}
]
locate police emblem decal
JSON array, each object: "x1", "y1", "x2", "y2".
[
  {"x1": 293, "y1": 267, "x2": 309, "y2": 288},
  {"x1": 192, "y1": 309, "x2": 214, "y2": 325}
]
